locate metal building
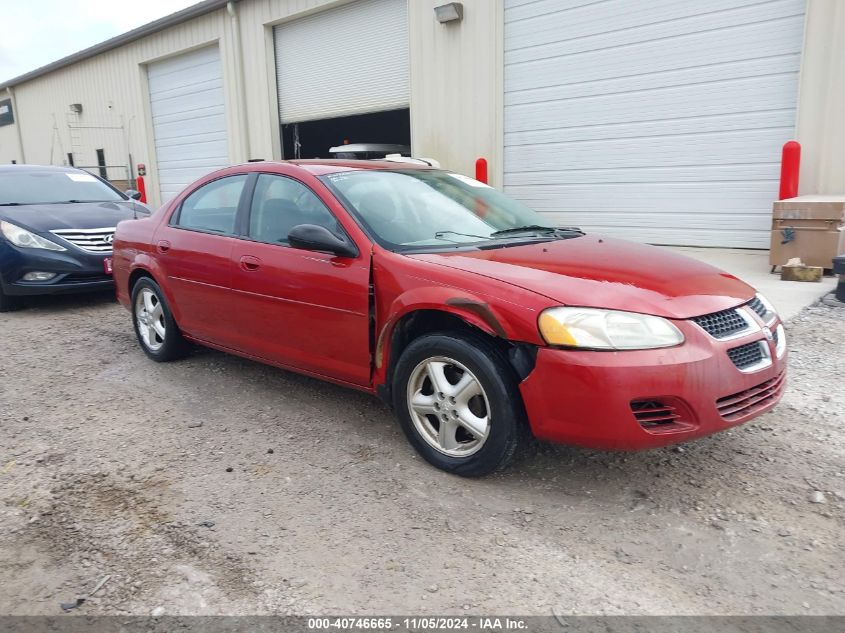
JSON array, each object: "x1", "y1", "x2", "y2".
[{"x1": 1, "y1": 0, "x2": 843, "y2": 248}]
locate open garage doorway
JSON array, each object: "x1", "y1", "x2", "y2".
[{"x1": 281, "y1": 108, "x2": 410, "y2": 160}]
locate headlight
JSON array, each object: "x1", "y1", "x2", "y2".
[
  {"x1": 538, "y1": 307, "x2": 684, "y2": 350},
  {"x1": 0, "y1": 221, "x2": 66, "y2": 251}
]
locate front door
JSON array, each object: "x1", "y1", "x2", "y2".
[
  {"x1": 228, "y1": 173, "x2": 371, "y2": 386},
  {"x1": 154, "y1": 174, "x2": 248, "y2": 346}
]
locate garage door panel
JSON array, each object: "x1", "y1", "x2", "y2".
[
  {"x1": 148, "y1": 46, "x2": 229, "y2": 202},
  {"x1": 503, "y1": 0, "x2": 804, "y2": 248},
  {"x1": 506, "y1": 0, "x2": 803, "y2": 62},
  {"x1": 506, "y1": 73, "x2": 798, "y2": 133},
  {"x1": 505, "y1": 53, "x2": 801, "y2": 108},
  {"x1": 506, "y1": 127, "x2": 795, "y2": 171},
  {"x1": 274, "y1": 0, "x2": 409, "y2": 123},
  {"x1": 506, "y1": 15, "x2": 805, "y2": 93},
  {"x1": 505, "y1": 163, "x2": 780, "y2": 187},
  {"x1": 505, "y1": 109, "x2": 797, "y2": 148}
]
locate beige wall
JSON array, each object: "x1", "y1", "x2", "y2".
[
  {"x1": 2, "y1": 0, "x2": 844, "y2": 208},
  {"x1": 796, "y1": 0, "x2": 845, "y2": 195},
  {"x1": 409, "y1": 0, "x2": 502, "y2": 185}
]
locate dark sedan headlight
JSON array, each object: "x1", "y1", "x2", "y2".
[{"x1": 0, "y1": 221, "x2": 66, "y2": 251}]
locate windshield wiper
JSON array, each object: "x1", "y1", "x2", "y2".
[
  {"x1": 434, "y1": 230, "x2": 490, "y2": 242},
  {"x1": 0, "y1": 202, "x2": 24, "y2": 206},
  {"x1": 491, "y1": 225, "x2": 584, "y2": 238}
]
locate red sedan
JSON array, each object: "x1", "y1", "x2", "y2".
[{"x1": 113, "y1": 161, "x2": 786, "y2": 476}]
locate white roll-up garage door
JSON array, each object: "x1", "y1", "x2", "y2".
[
  {"x1": 504, "y1": 0, "x2": 806, "y2": 248},
  {"x1": 148, "y1": 46, "x2": 229, "y2": 202},
  {"x1": 274, "y1": 0, "x2": 409, "y2": 124}
]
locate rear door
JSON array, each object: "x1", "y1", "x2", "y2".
[
  {"x1": 228, "y1": 173, "x2": 371, "y2": 386},
  {"x1": 154, "y1": 174, "x2": 248, "y2": 346}
]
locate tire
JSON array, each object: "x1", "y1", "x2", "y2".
[
  {"x1": 130, "y1": 277, "x2": 189, "y2": 362},
  {"x1": 392, "y1": 331, "x2": 528, "y2": 476},
  {"x1": 0, "y1": 286, "x2": 19, "y2": 313}
]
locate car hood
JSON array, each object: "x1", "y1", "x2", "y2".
[
  {"x1": 409, "y1": 236, "x2": 755, "y2": 319},
  {"x1": 0, "y1": 201, "x2": 141, "y2": 232}
]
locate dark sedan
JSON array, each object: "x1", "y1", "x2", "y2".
[{"x1": 0, "y1": 164, "x2": 148, "y2": 311}]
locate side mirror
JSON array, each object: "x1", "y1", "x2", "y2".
[
  {"x1": 288, "y1": 224, "x2": 357, "y2": 258},
  {"x1": 125, "y1": 189, "x2": 142, "y2": 200}
]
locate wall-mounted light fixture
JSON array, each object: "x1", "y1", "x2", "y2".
[
  {"x1": 434, "y1": 2, "x2": 463, "y2": 23},
  {"x1": 69, "y1": 103, "x2": 83, "y2": 114}
]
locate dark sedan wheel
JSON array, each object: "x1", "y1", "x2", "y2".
[
  {"x1": 131, "y1": 277, "x2": 188, "y2": 361},
  {"x1": 392, "y1": 331, "x2": 527, "y2": 476},
  {"x1": 0, "y1": 287, "x2": 19, "y2": 313}
]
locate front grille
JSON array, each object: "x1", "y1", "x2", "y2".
[
  {"x1": 747, "y1": 296, "x2": 772, "y2": 322},
  {"x1": 716, "y1": 371, "x2": 786, "y2": 421},
  {"x1": 727, "y1": 341, "x2": 765, "y2": 370},
  {"x1": 51, "y1": 227, "x2": 115, "y2": 253},
  {"x1": 692, "y1": 308, "x2": 749, "y2": 339},
  {"x1": 630, "y1": 398, "x2": 695, "y2": 434}
]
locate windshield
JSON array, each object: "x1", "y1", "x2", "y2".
[
  {"x1": 0, "y1": 170, "x2": 125, "y2": 205},
  {"x1": 319, "y1": 169, "x2": 580, "y2": 251}
]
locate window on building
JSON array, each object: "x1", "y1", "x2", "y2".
[
  {"x1": 96, "y1": 149, "x2": 106, "y2": 179},
  {"x1": 67, "y1": 153, "x2": 75, "y2": 167}
]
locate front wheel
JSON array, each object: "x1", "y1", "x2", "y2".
[
  {"x1": 0, "y1": 286, "x2": 19, "y2": 313},
  {"x1": 131, "y1": 277, "x2": 189, "y2": 361},
  {"x1": 392, "y1": 332, "x2": 528, "y2": 476}
]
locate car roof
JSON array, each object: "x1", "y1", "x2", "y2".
[
  {"x1": 231, "y1": 159, "x2": 437, "y2": 177},
  {"x1": 0, "y1": 164, "x2": 87, "y2": 175}
]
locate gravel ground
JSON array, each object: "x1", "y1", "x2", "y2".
[{"x1": 0, "y1": 292, "x2": 843, "y2": 616}]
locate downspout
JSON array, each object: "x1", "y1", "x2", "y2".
[
  {"x1": 6, "y1": 87, "x2": 26, "y2": 163},
  {"x1": 227, "y1": 1, "x2": 251, "y2": 161}
]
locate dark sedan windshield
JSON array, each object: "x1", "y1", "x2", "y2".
[
  {"x1": 320, "y1": 169, "x2": 580, "y2": 250},
  {"x1": 0, "y1": 170, "x2": 125, "y2": 205}
]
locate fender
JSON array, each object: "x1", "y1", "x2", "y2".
[
  {"x1": 372, "y1": 285, "x2": 520, "y2": 388},
  {"x1": 125, "y1": 255, "x2": 184, "y2": 324}
]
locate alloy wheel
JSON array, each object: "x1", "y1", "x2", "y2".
[
  {"x1": 406, "y1": 356, "x2": 491, "y2": 457},
  {"x1": 135, "y1": 287, "x2": 166, "y2": 352}
]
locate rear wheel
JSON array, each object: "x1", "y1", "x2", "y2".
[
  {"x1": 392, "y1": 332, "x2": 527, "y2": 476},
  {"x1": 131, "y1": 277, "x2": 189, "y2": 361}
]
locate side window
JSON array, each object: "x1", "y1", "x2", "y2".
[
  {"x1": 248, "y1": 174, "x2": 341, "y2": 244},
  {"x1": 174, "y1": 175, "x2": 248, "y2": 235}
]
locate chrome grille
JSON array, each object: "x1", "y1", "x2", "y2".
[
  {"x1": 51, "y1": 227, "x2": 115, "y2": 253},
  {"x1": 727, "y1": 341, "x2": 768, "y2": 371},
  {"x1": 747, "y1": 296, "x2": 775, "y2": 323},
  {"x1": 692, "y1": 308, "x2": 750, "y2": 339}
]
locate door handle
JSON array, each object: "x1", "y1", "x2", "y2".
[
  {"x1": 156, "y1": 240, "x2": 171, "y2": 254},
  {"x1": 239, "y1": 255, "x2": 261, "y2": 271}
]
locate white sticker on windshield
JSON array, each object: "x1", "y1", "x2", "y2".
[
  {"x1": 448, "y1": 172, "x2": 491, "y2": 188},
  {"x1": 66, "y1": 173, "x2": 97, "y2": 182}
]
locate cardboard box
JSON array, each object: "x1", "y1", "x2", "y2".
[{"x1": 769, "y1": 196, "x2": 845, "y2": 269}]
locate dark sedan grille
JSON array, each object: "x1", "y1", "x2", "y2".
[
  {"x1": 51, "y1": 227, "x2": 115, "y2": 253},
  {"x1": 692, "y1": 308, "x2": 749, "y2": 339},
  {"x1": 727, "y1": 341, "x2": 765, "y2": 370}
]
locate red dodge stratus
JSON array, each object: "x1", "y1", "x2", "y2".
[{"x1": 113, "y1": 160, "x2": 786, "y2": 476}]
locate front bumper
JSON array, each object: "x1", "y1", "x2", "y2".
[
  {"x1": 0, "y1": 243, "x2": 113, "y2": 296},
  {"x1": 519, "y1": 317, "x2": 787, "y2": 450}
]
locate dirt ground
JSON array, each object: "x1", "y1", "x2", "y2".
[{"x1": 0, "y1": 291, "x2": 843, "y2": 616}]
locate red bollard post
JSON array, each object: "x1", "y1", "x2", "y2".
[
  {"x1": 475, "y1": 157, "x2": 488, "y2": 184},
  {"x1": 779, "y1": 140, "x2": 801, "y2": 200},
  {"x1": 136, "y1": 175, "x2": 147, "y2": 204}
]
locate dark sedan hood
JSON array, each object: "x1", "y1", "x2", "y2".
[
  {"x1": 409, "y1": 236, "x2": 755, "y2": 319},
  {"x1": 0, "y1": 201, "x2": 141, "y2": 232}
]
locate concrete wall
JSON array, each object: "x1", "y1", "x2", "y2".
[{"x1": 796, "y1": 0, "x2": 845, "y2": 195}]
